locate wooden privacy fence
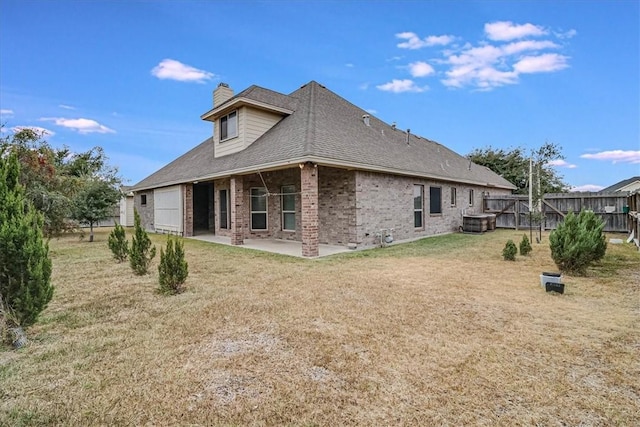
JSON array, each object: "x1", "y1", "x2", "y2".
[{"x1": 483, "y1": 193, "x2": 629, "y2": 232}]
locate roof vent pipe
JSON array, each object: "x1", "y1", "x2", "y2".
[
  {"x1": 406, "y1": 128, "x2": 411, "y2": 144},
  {"x1": 362, "y1": 114, "x2": 370, "y2": 126},
  {"x1": 391, "y1": 122, "x2": 396, "y2": 130}
]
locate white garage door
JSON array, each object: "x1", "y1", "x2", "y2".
[{"x1": 154, "y1": 186, "x2": 183, "y2": 234}]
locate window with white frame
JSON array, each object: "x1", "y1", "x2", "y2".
[
  {"x1": 250, "y1": 187, "x2": 267, "y2": 230},
  {"x1": 281, "y1": 185, "x2": 296, "y2": 231},
  {"x1": 220, "y1": 110, "x2": 238, "y2": 141},
  {"x1": 414, "y1": 184, "x2": 423, "y2": 228},
  {"x1": 430, "y1": 186, "x2": 442, "y2": 215},
  {"x1": 468, "y1": 189, "x2": 475, "y2": 206},
  {"x1": 450, "y1": 187, "x2": 457, "y2": 207}
]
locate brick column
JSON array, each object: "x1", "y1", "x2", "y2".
[
  {"x1": 230, "y1": 176, "x2": 244, "y2": 245},
  {"x1": 183, "y1": 184, "x2": 193, "y2": 237},
  {"x1": 301, "y1": 163, "x2": 319, "y2": 257}
]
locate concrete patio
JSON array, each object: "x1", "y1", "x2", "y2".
[{"x1": 190, "y1": 233, "x2": 353, "y2": 258}]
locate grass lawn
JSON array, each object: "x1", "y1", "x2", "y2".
[{"x1": 1, "y1": 229, "x2": 639, "y2": 426}]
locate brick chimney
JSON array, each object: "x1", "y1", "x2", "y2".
[{"x1": 213, "y1": 82, "x2": 233, "y2": 107}]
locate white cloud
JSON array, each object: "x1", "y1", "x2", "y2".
[
  {"x1": 502, "y1": 40, "x2": 559, "y2": 55},
  {"x1": 580, "y1": 150, "x2": 640, "y2": 164},
  {"x1": 440, "y1": 35, "x2": 567, "y2": 89},
  {"x1": 0, "y1": 109, "x2": 14, "y2": 116},
  {"x1": 151, "y1": 59, "x2": 214, "y2": 83},
  {"x1": 443, "y1": 66, "x2": 518, "y2": 90},
  {"x1": 11, "y1": 126, "x2": 55, "y2": 137},
  {"x1": 42, "y1": 117, "x2": 115, "y2": 134},
  {"x1": 396, "y1": 32, "x2": 454, "y2": 49},
  {"x1": 376, "y1": 79, "x2": 427, "y2": 93},
  {"x1": 345, "y1": 63, "x2": 354, "y2": 68},
  {"x1": 408, "y1": 61, "x2": 435, "y2": 77},
  {"x1": 365, "y1": 108, "x2": 377, "y2": 114},
  {"x1": 570, "y1": 184, "x2": 604, "y2": 192},
  {"x1": 59, "y1": 104, "x2": 76, "y2": 110},
  {"x1": 425, "y1": 35, "x2": 455, "y2": 46},
  {"x1": 556, "y1": 29, "x2": 577, "y2": 39},
  {"x1": 547, "y1": 159, "x2": 577, "y2": 169},
  {"x1": 485, "y1": 21, "x2": 547, "y2": 41},
  {"x1": 387, "y1": 21, "x2": 571, "y2": 91},
  {"x1": 514, "y1": 53, "x2": 569, "y2": 73}
]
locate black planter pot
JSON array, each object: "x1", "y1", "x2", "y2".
[{"x1": 545, "y1": 282, "x2": 565, "y2": 294}]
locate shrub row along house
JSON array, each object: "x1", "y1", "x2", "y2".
[{"x1": 131, "y1": 81, "x2": 515, "y2": 257}]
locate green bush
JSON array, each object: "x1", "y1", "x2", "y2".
[
  {"x1": 129, "y1": 209, "x2": 156, "y2": 275},
  {"x1": 502, "y1": 239, "x2": 517, "y2": 261},
  {"x1": 519, "y1": 234, "x2": 532, "y2": 256},
  {"x1": 0, "y1": 151, "x2": 53, "y2": 329},
  {"x1": 158, "y1": 236, "x2": 188, "y2": 295},
  {"x1": 108, "y1": 223, "x2": 129, "y2": 262},
  {"x1": 549, "y1": 210, "x2": 607, "y2": 275}
]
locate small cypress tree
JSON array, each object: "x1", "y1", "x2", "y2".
[
  {"x1": 108, "y1": 222, "x2": 129, "y2": 262},
  {"x1": 0, "y1": 151, "x2": 53, "y2": 330},
  {"x1": 129, "y1": 209, "x2": 156, "y2": 275},
  {"x1": 502, "y1": 239, "x2": 517, "y2": 261},
  {"x1": 519, "y1": 234, "x2": 532, "y2": 256},
  {"x1": 158, "y1": 236, "x2": 188, "y2": 295},
  {"x1": 550, "y1": 210, "x2": 607, "y2": 275}
]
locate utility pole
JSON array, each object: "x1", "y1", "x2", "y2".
[{"x1": 529, "y1": 156, "x2": 533, "y2": 244}]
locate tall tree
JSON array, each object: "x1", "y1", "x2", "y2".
[
  {"x1": 71, "y1": 180, "x2": 121, "y2": 242},
  {"x1": 1, "y1": 127, "x2": 122, "y2": 237},
  {"x1": 0, "y1": 149, "x2": 53, "y2": 329},
  {"x1": 467, "y1": 141, "x2": 569, "y2": 194}
]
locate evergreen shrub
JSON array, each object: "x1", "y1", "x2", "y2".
[
  {"x1": 519, "y1": 234, "x2": 532, "y2": 256},
  {"x1": 129, "y1": 209, "x2": 156, "y2": 275},
  {"x1": 108, "y1": 223, "x2": 129, "y2": 262},
  {"x1": 502, "y1": 240, "x2": 518, "y2": 261},
  {"x1": 549, "y1": 210, "x2": 607, "y2": 275},
  {"x1": 158, "y1": 236, "x2": 188, "y2": 295}
]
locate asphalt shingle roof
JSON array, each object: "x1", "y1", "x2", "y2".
[
  {"x1": 132, "y1": 81, "x2": 515, "y2": 191},
  {"x1": 600, "y1": 176, "x2": 640, "y2": 193}
]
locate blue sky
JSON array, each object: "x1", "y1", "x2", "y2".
[{"x1": 1, "y1": 0, "x2": 638, "y2": 191}]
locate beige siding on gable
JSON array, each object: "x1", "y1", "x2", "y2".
[
  {"x1": 214, "y1": 108, "x2": 244, "y2": 158},
  {"x1": 213, "y1": 106, "x2": 283, "y2": 158},
  {"x1": 244, "y1": 108, "x2": 282, "y2": 145}
]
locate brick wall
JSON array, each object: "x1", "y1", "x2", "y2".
[
  {"x1": 183, "y1": 183, "x2": 193, "y2": 237},
  {"x1": 230, "y1": 176, "x2": 244, "y2": 245},
  {"x1": 318, "y1": 167, "x2": 356, "y2": 245},
  {"x1": 301, "y1": 163, "x2": 319, "y2": 257},
  {"x1": 134, "y1": 190, "x2": 154, "y2": 231},
  {"x1": 240, "y1": 168, "x2": 301, "y2": 241},
  {"x1": 354, "y1": 171, "x2": 511, "y2": 247},
  {"x1": 136, "y1": 166, "x2": 510, "y2": 250}
]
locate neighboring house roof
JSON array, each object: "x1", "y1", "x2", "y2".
[
  {"x1": 600, "y1": 176, "x2": 640, "y2": 193},
  {"x1": 132, "y1": 81, "x2": 516, "y2": 191}
]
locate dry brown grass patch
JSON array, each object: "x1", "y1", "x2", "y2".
[{"x1": 1, "y1": 229, "x2": 638, "y2": 425}]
